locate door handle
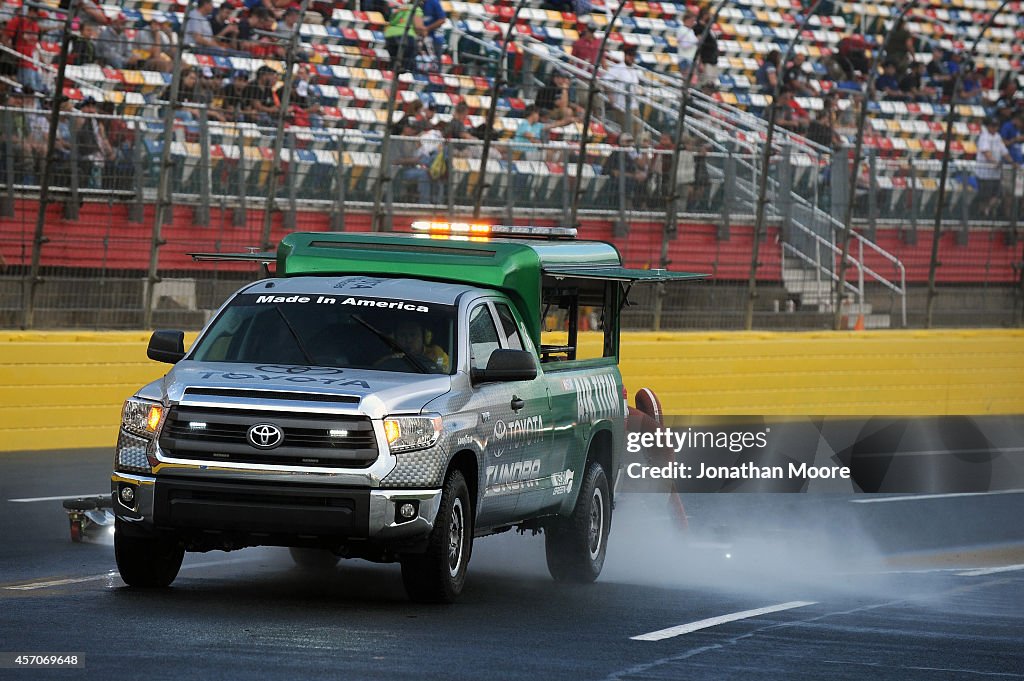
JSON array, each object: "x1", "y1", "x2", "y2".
[{"x1": 510, "y1": 396, "x2": 525, "y2": 412}]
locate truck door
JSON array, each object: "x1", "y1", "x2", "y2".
[
  {"x1": 490, "y1": 301, "x2": 565, "y2": 519},
  {"x1": 467, "y1": 301, "x2": 548, "y2": 527}
]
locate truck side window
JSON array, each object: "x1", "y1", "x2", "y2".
[
  {"x1": 468, "y1": 304, "x2": 501, "y2": 371},
  {"x1": 494, "y1": 303, "x2": 523, "y2": 351}
]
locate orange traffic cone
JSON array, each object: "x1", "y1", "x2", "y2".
[{"x1": 853, "y1": 314, "x2": 865, "y2": 331}]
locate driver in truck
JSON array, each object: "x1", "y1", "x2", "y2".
[{"x1": 377, "y1": 320, "x2": 449, "y2": 373}]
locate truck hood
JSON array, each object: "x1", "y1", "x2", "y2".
[{"x1": 152, "y1": 361, "x2": 453, "y2": 419}]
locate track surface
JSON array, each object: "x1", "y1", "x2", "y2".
[{"x1": 2, "y1": 448, "x2": 1022, "y2": 680}]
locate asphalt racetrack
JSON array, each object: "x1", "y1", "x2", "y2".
[{"x1": 2, "y1": 448, "x2": 1022, "y2": 680}]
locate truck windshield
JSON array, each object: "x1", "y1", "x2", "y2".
[{"x1": 190, "y1": 293, "x2": 457, "y2": 375}]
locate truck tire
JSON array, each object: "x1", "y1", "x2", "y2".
[
  {"x1": 114, "y1": 520, "x2": 184, "y2": 588},
  {"x1": 289, "y1": 547, "x2": 340, "y2": 570},
  {"x1": 545, "y1": 461, "x2": 610, "y2": 583},
  {"x1": 400, "y1": 469, "x2": 472, "y2": 603}
]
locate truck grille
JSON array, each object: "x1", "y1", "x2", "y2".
[{"x1": 159, "y1": 406, "x2": 378, "y2": 468}]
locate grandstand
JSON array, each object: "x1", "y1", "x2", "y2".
[{"x1": 0, "y1": 0, "x2": 1021, "y2": 330}]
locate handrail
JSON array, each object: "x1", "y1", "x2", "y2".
[{"x1": 781, "y1": 241, "x2": 861, "y2": 297}]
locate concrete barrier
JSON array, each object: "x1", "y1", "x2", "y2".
[{"x1": 2, "y1": 330, "x2": 1022, "y2": 452}]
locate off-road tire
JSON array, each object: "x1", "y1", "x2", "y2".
[
  {"x1": 289, "y1": 547, "x2": 341, "y2": 570},
  {"x1": 114, "y1": 520, "x2": 185, "y2": 588},
  {"x1": 545, "y1": 462, "x2": 610, "y2": 583},
  {"x1": 400, "y1": 469, "x2": 473, "y2": 603}
]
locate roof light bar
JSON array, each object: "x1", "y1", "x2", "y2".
[
  {"x1": 410, "y1": 221, "x2": 577, "y2": 239},
  {"x1": 411, "y1": 221, "x2": 492, "y2": 235}
]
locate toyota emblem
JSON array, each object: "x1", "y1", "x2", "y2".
[{"x1": 247, "y1": 423, "x2": 284, "y2": 449}]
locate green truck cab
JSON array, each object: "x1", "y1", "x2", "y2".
[{"x1": 111, "y1": 224, "x2": 701, "y2": 601}]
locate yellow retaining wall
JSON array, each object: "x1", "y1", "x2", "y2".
[{"x1": 2, "y1": 330, "x2": 1022, "y2": 452}]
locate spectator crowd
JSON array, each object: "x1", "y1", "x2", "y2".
[{"x1": 0, "y1": 0, "x2": 1020, "y2": 213}]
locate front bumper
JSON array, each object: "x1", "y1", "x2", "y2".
[{"x1": 111, "y1": 473, "x2": 442, "y2": 545}]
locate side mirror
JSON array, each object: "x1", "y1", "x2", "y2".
[
  {"x1": 147, "y1": 330, "x2": 186, "y2": 364},
  {"x1": 471, "y1": 349, "x2": 538, "y2": 384}
]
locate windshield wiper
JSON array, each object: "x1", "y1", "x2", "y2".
[
  {"x1": 273, "y1": 305, "x2": 316, "y2": 366},
  {"x1": 351, "y1": 314, "x2": 429, "y2": 374}
]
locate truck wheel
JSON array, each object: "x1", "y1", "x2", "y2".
[
  {"x1": 289, "y1": 547, "x2": 340, "y2": 570},
  {"x1": 545, "y1": 462, "x2": 610, "y2": 583},
  {"x1": 400, "y1": 469, "x2": 472, "y2": 603},
  {"x1": 114, "y1": 520, "x2": 184, "y2": 588}
]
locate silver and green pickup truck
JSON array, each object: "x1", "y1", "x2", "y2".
[{"x1": 111, "y1": 224, "x2": 700, "y2": 601}]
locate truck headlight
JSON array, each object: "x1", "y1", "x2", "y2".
[
  {"x1": 116, "y1": 398, "x2": 164, "y2": 474},
  {"x1": 383, "y1": 415, "x2": 442, "y2": 453},
  {"x1": 121, "y1": 398, "x2": 165, "y2": 439}
]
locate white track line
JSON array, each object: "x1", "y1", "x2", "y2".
[
  {"x1": 956, "y1": 564, "x2": 1024, "y2": 577},
  {"x1": 3, "y1": 557, "x2": 258, "y2": 591},
  {"x1": 4, "y1": 575, "x2": 113, "y2": 590},
  {"x1": 850, "y1": 490, "x2": 1024, "y2": 504},
  {"x1": 9, "y1": 494, "x2": 108, "y2": 503},
  {"x1": 631, "y1": 601, "x2": 817, "y2": 642}
]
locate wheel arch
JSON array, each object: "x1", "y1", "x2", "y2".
[
  {"x1": 447, "y1": 449, "x2": 479, "y2": 518},
  {"x1": 585, "y1": 427, "x2": 614, "y2": 503}
]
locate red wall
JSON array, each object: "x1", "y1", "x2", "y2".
[{"x1": 0, "y1": 200, "x2": 1019, "y2": 283}]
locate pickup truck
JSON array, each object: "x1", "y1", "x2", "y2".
[{"x1": 111, "y1": 223, "x2": 700, "y2": 601}]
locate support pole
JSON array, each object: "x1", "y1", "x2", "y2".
[
  {"x1": 370, "y1": 0, "x2": 425, "y2": 232},
  {"x1": 472, "y1": 0, "x2": 531, "y2": 219},
  {"x1": 330, "y1": 133, "x2": 347, "y2": 231},
  {"x1": 260, "y1": 0, "x2": 310, "y2": 251},
  {"x1": 661, "y1": 0, "x2": 730, "y2": 249},
  {"x1": 195, "y1": 104, "x2": 210, "y2": 226},
  {"x1": 144, "y1": 0, "x2": 195, "y2": 329},
  {"x1": 569, "y1": 1, "x2": 629, "y2": 228},
  {"x1": 22, "y1": 2, "x2": 77, "y2": 329},
  {"x1": 926, "y1": 0, "x2": 1012, "y2": 328},
  {"x1": 834, "y1": 0, "x2": 921, "y2": 329},
  {"x1": 745, "y1": 0, "x2": 825, "y2": 330}
]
